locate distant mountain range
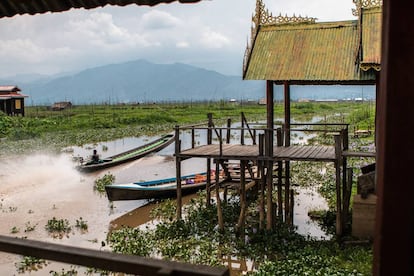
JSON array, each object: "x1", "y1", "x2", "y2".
[
  {"x1": 0, "y1": 59, "x2": 375, "y2": 105},
  {"x1": 1, "y1": 60, "x2": 265, "y2": 105}
]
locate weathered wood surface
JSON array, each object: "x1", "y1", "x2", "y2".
[
  {"x1": 178, "y1": 144, "x2": 336, "y2": 162},
  {"x1": 0, "y1": 235, "x2": 229, "y2": 276}
]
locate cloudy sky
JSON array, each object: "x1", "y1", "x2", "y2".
[{"x1": 0, "y1": 0, "x2": 356, "y2": 78}]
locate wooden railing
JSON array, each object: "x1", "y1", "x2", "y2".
[{"x1": 0, "y1": 235, "x2": 229, "y2": 276}]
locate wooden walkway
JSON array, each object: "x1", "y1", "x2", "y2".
[{"x1": 178, "y1": 144, "x2": 336, "y2": 162}]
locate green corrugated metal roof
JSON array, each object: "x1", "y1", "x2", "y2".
[
  {"x1": 361, "y1": 7, "x2": 382, "y2": 70},
  {"x1": 244, "y1": 8, "x2": 379, "y2": 83}
]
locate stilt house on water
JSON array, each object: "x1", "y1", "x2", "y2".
[
  {"x1": 174, "y1": 0, "x2": 379, "y2": 239},
  {"x1": 0, "y1": 85, "x2": 28, "y2": 116}
]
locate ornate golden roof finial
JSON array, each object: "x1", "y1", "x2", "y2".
[
  {"x1": 253, "y1": 0, "x2": 316, "y2": 26},
  {"x1": 353, "y1": 0, "x2": 383, "y2": 16}
]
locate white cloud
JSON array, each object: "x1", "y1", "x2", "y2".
[
  {"x1": 200, "y1": 28, "x2": 231, "y2": 49},
  {"x1": 0, "y1": 0, "x2": 356, "y2": 77},
  {"x1": 0, "y1": 38, "x2": 71, "y2": 64},
  {"x1": 141, "y1": 10, "x2": 182, "y2": 30},
  {"x1": 176, "y1": 41, "x2": 190, "y2": 48}
]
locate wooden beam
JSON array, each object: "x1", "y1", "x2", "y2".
[
  {"x1": 0, "y1": 235, "x2": 229, "y2": 276},
  {"x1": 374, "y1": 2, "x2": 414, "y2": 275}
]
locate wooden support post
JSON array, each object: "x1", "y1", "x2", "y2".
[
  {"x1": 259, "y1": 134, "x2": 265, "y2": 230},
  {"x1": 283, "y1": 81, "x2": 291, "y2": 225},
  {"x1": 241, "y1": 112, "x2": 245, "y2": 145},
  {"x1": 343, "y1": 167, "x2": 353, "y2": 234},
  {"x1": 191, "y1": 126, "x2": 195, "y2": 149},
  {"x1": 237, "y1": 161, "x2": 247, "y2": 236},
  {"x1": 341, "y1": 129, "x2": 349, "y2": 232},
  {"x1": 334, "y1": 134, "x2": 343, "y2": 236},
  {"x1": 276, "y1": 128, "x2": 283, "y2": 221},
  {"x1": 215, "y1": 160, "x2": 224, "y2": 232},
  {"x1": 175, "y1": 126, "x2": 182, "y2": 220},
  {"x1": 265, "y1": 130, "x2": 274, "y2": 230},
  {"x1": 206, "y1": 158, "x2": 211, "y2": 207},
  {"x1": 207, "y1": 113, "x2": 213, "y2": 145},
  {"x1": 290, "y1": 189, "x2": 294, "y2": 225},
  {"x1": 226, "y1": 118, "x2": 231, "y2": 144}
]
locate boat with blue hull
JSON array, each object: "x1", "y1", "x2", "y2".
[{"x1": 105, "y1": 172, "x2": 222, "y2": 201}]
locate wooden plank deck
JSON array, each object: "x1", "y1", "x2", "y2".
[{"x1": 178, "y1": 144, "x2": 337, "y2": 162}]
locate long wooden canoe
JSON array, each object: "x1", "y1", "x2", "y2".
[
  {"x1": 77, "y1": 134, "x2": 174, "y2": 173},
  {"x1": 105, "y1": 172, "x2": 222, "y2": 201}
]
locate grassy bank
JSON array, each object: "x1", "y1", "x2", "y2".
[{"x1": 0, "y1": 101, "x2": 374, "y2": 158}]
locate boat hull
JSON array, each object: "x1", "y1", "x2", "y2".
[
  {"x1": 77, "y1": 134, "x2": 174, "y2": 173},
  {"x1": 105, "y1": 173, "x2": 221, "y2": 201},
  {"x1": 105, "y1": 182, "x2": 207, "y2": 201}
]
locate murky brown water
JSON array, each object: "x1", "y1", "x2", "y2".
[{"x1": 0, "y1": 136, "x2": 329, "y2": 274}]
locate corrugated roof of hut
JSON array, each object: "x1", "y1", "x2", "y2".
[
  {"x1": 360, "y1": 6, "x2": 382, "y2": 71},
  {"x1": 243, "y1": 0, "x2": 381, "y2": 84},
  {"x1": 0, "y1": 0, "x2": 200, "y2": 18}
]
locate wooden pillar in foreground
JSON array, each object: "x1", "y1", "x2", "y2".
[
  {"x1": 374, "y1": 2, "x2": 414, "y2": 275},
  {"x1": 266, "y1": 80, "x2": 274, "y2": 229}
]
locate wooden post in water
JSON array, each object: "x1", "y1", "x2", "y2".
[
  {"x1": 266, "y1": 130, "x2": 274, "y2": 230},
  {"x1": 266, "y1": 80, "x2": 275, "y2": 229},
  {"x1": 241, "y1": 112, "x2": 245, "y2": 145},
  {"x1": 175, "y1": 125, "x2": 182, "y2": 219},
  {"x1": 237, "y1": 160, "x2": 247, "y2": 237},
  {"x1": 276, "y1": 128, "x2": 284, "y2": 221},
  {"x1": 343, "y1": 167, "x2": 353, "y2": 234},
  {"x1": 207, "y1": 113, "x2": 213, "y2": 208},
  {"x1": 226, "y1": 118, "x2": 231, "y2": 144},
  {"x1": 341, "y1": 129, "x2": 349, "y2": 232},
  {"x1": 283, "y1": 81, "x2": 291, "y2": 225},
  {"x1": 215, "y1": 160, "x2": 224, "y2": 232},
  {"x1": 334, "y1": 134, "x2": 343, "y2": 236},
  {"x1": 258, "y1": 134, "x2": 265, "y2": 230},
  {"x1": 206, "y1": 159, "x2": 211, "y2": 207}
]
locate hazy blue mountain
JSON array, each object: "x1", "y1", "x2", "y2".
[
  {"x1": 4, "y1": 59, "x2": 375, "y2": 105},
  {"x1": 16, "y1": 60, "x2": 266, "y2": 105}
]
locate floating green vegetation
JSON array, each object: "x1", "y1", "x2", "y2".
[
  {"x1": 24, "y1": 221, "x2": 38, "y2": 233},
  {"x1": 94, "y1": 173, "x2": 115, "y2": 194},
  {"x1": 75, "y1": 217, "x2": 88, "y2": 232},
  {"x1": 15, "y1": 256, "x2": 48, "y2": 273},
  {"x1": 0, "y1": 102, "x2": 375, "y2": 158},
  {"x1": 45, "y1": 217, "x2": 72, "y2": 239},
  {"x1": 49, "y1": 267, "x2": 79, "y2": 276},
  {"x1": 107, "y1": 191, "x2": 372, "y2": 274}
]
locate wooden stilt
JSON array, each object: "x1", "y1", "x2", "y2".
[
  {"x1": 175, "y1": 125, "x2": 182, "y2": 220},
  {"x1": 206, "y1": 158, "x2": 211, "y2": 207},
  {"x1": 237, "y1": 160, "x2": 247, "y2": 236},
  {"x1": 334, "y1": 134, "x2": 343, "y2": 236},
  {"x1": 276, "y1": 128, "x2": 283, "y2": 221},
  {"x1": 343, "y1": 167, "x2": 353, "y2": 234},
  {"x1": 215, "y1": 160, "x2": 224, "y2": 232}
]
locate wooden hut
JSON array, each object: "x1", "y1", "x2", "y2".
[
  {"x1": 0, "y1": 85, "x2": 28, "y2": 116},
  {"x1": 241, "y1": 0, "x2": 381, "y2": 236}
]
